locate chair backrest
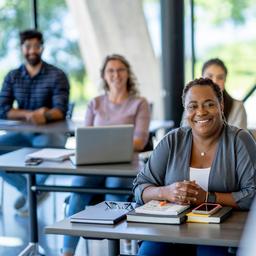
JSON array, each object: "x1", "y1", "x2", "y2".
[
  {"x1": 141, "y1": 102, "x2": 154, "y2": 152},
  {"x1": 142, "y1": 132, "x2": 154, "y2": 152},
  {"x1": 66, "y1": 102, "x2": 75, "y2": 120}
]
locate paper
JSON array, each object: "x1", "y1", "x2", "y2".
[{"x1": 26, "y1": 148, "x2": 75, "y2": 162}]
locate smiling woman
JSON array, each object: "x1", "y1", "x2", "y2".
[
  {"x1": 183, "y1": 79, "x2": 224, "y2": 167},
  {"x1": 184, "y1": 85, "x2": 223, "y2": 137},
  {"x1": 133, "y1": 77, "x2": 256, "y2": 256}
]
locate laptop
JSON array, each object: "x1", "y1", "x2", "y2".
[{"x1": 70, "y1": 125, "x2": 134, "y2": 165}]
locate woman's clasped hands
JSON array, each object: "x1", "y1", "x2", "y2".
[{"x1": 162, "y1": 180, "x2": 206, "y2": 205}]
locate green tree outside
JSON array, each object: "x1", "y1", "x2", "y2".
[{"x1": 0, "y1": 0, "x2": 90, "y2": 111}]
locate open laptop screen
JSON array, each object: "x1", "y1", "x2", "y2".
[{"x1": 71, "y1": 125, "x2": 134, "y2": 165}]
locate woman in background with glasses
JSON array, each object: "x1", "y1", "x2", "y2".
[
  {"x1": 182, "y1": 58, "x2": 247, "y2": 130},
  {"x1": 202, "y1": 58, "x2": 247, "y2": 129},
  {"x1": 62, "y1": 54, "x2": 150, "y2": 256}
]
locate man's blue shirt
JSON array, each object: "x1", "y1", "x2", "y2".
[{"x1": 0, "y1": 61, "x2": 70, "y2": 118}]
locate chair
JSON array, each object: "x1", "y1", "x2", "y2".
[
  {"x1": 141, "y1": 132, "x2": 154, "y2": 152},
  {"x1": 0, "y1": 148, "x2": 16, "y2": 214},
  {"x1": 66, "y1": 102, "x2": 75, "y2": 120}
]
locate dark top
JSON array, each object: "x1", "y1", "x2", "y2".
[
  {"x1": 0, "y1": 61, "x2": 70, "y2": 118},
  {"x1": 133, "y1": 125, "x2": 256, "y2": 210}
]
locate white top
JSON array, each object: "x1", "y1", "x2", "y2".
[
  {"x1": 190, "y1": 167, "x2": 211, "y2": 191},
  {"x1": 228, "y1": 99, "x2": 247, "y2": 130}
]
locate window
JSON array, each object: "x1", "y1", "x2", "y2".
[
  {"x1": 186, "y1": 0, "x2": 256, "y2": 128},
  {"x1": 0, "y1": 0, "x2": 88, "y2": 120}
]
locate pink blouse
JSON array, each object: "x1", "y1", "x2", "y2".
[{"x1": 85, "y1": 94, "x2": 150, "y2": 147}]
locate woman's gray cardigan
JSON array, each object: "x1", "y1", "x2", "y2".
[{"x1": 133, "y1": 125, "x2": 256, "y2": 210}]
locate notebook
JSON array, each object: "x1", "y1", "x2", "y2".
[
  {"x1": 186, "y1": 207, "x2": 232, "y2": 223},
  {"x1": 134, "y1": 200, "x2": 190, "y2": 215},
  {"x1": 26, "y1": 148, "x2": 75, "y2": 162},
  {"x1": 126, "y1": 200, "x2": 190, "y2": 225},
  {"x1": 126, "y1": 209, "x2": 189, "y2": 225},
  {"x1": 70, "y1": 125, "x2": 134, "y2": 165},
  {"x1": 70, "y1": 201, "x2": 135, "y2": 225}
]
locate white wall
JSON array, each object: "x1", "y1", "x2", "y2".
[{"x1": 66, "y1": 0, "x2": 163, "y2": 119}]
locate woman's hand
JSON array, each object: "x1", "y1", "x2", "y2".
[
  {"x1": 162, "y1": 180, "x2": 207, "y2": 205},
  {"x1": 193, "y1": 183, "x2": 208, "y2": 205}
]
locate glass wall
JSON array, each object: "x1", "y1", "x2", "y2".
[
  {"x1": 1, "y1": 0, "x2": 255, "y2": 127},
  {"x1": 0, "y1": 1, "x2": 32, "y2": 79},
  {"x1": 37, "y1": 0, "x2": 89, "y2": 119},
  {"x1": 0, "y1": 0, "x2": 87, "y2": 119}
]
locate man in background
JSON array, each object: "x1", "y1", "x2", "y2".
[{"x1": 0, "y1": 29, "x2": 70, "y2": 215}]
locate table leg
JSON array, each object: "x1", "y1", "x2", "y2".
[
  {"x1": 17, "y1": 242, "x2": 38, "y2": 256},
  {"x1": 108, "y1": 239, "x2": 120, "y2": 256},
  {"x1": 17, "y1": 174, "x2": 44, "y2": 256},
  {"x1": 28, "y1": 173, "x2": 38, "y2": 243}
]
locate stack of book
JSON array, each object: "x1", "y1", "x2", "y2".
[
  {"x1": 186, "y1": 207, "x2": 232, "y2": 223},
  {"x1": 126, "y1": 200, "x2": 190, "y2": 224}
]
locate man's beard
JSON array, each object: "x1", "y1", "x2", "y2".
[{"x1": 25, "y1": 54, "x2": 42, "y2": 66}]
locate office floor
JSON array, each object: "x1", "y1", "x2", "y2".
[{"x1": 0, "y1": 175, "x2": 123, "y2": 256}]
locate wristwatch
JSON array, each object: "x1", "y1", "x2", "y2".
[{"x1": 207, "y1": 192, "x2": 216, "y2": 203}]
